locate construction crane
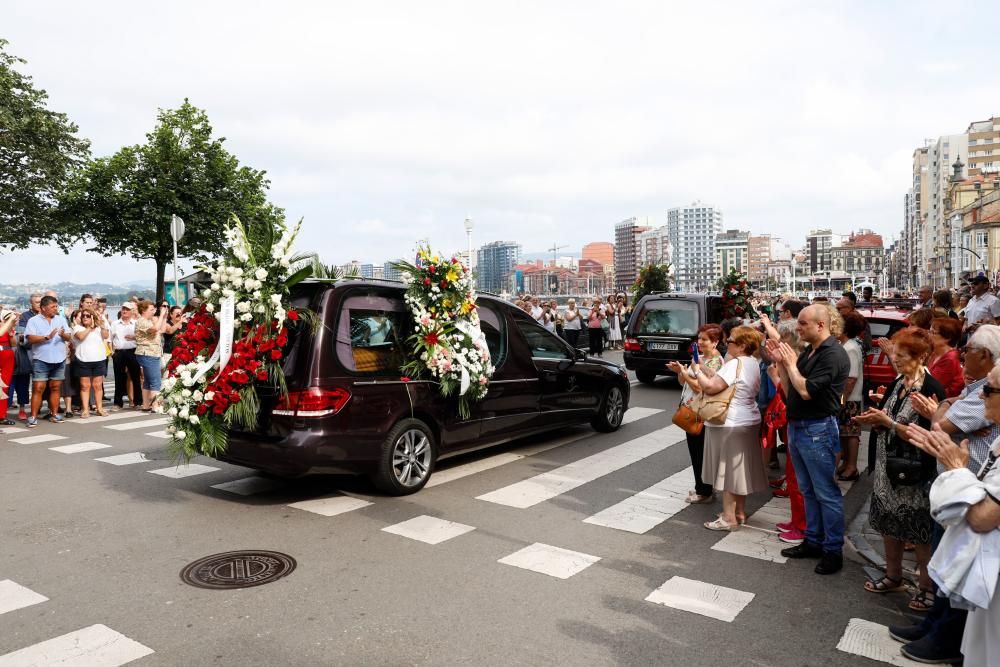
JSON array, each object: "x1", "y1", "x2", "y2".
[{"x1": 548, "y1": 243, "x2": 568, "y2": 267}]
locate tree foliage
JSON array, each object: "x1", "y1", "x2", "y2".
[
  {"x1": 0, "y1": 39, "x2": 90, "y2": 249},
  {"x1": 631, "y1": 263, "x2": 671, "y2": 306},
  {"x1": 57, "y1": 99, "x2": 282, "y2": 302}
]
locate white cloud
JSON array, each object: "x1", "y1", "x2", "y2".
[{"x1": 3, "y1": 0, "x2": 999, "y2": 284}]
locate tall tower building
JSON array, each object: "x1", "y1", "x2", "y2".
[
  {"x1": 715, "y1": 230, "x2": 750, "y2": 279},
  {"x1": 477, "y1": 241, "x2": 522, "y2": 294},
  {"x1": 924, "y1": 134, "x2": 968, "y2": 288},
  {"x1": 668, "y1": 202, "x2": 723, "y2": 292},
  {"x1": 614, "y1": 218, "x2": 652, "y2": 291},
  {"x1": 637, "y1": 226, "x2": 671, "y2": 267}
]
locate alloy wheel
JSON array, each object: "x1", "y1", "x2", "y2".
[
  {"x1": 606, "y1": 386, "x2": 625, "y2": 427},
  {"x1": 391, "y1": 429, "x2": 432, "y2": 487}
]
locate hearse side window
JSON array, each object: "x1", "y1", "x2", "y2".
[
  {"x1": 514, "y1": 319, "x2": 571, "y2": 360},
  {"x1": 476, "y1": 301, "x2": 507, "y2": 369},
  {"x1": 635, "y1": 300, "x2": 699, "y2": 336},
  {"x1": 335, "y1": 293, "x2": 410, "y2": 375}
]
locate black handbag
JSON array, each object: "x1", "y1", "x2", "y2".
[
  {"x1": 885, "y1": 449, "x2": 926, "y2": 487},
  {"x1": 13, "y1": 343, "x2": 31, "y2": 376}
]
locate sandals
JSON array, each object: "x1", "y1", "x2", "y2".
[
  {"x1": 864, "y1": 576, "x2": 905, "y2": 594},
  {"x1": 704, "y1": 517, "x2": 740, "y2": 532},
  {"x1": 837, "y1": 470, "x2": 861, "y2": 482},
  {"x1": 685, "y1": 491, "x2": 714, "y2": 504},
  {"x1": 0, "y1": 418, "x2": 15, "y2": 426},
  {"x1": 95, "y1": 409, "x2": 109, "y2": 417},
  {"x1": 909, "y1": 589, "x2": 935, "y2": 612}
]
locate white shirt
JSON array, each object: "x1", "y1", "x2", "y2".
[
  {"x1": 843, "y1": 338, "x2": 864, "y2": 402},
  {"x1": 73, "y1": 325, "x2": 107, "y2": 362},
  {"x1": 710, "y1": 356, "x2": 762, "y2": 427},
  {"x1": 530, "y1": 305, "x2": 544, "y2": 324},
  {"x1": 965, "y1": 293, "x2": 1000, "y2": 327},
  {"x1": 563, "y1": 308, "x2": 582, "y2": 330},
  {"x1": 110, "y1": 319, "x2": 136, "y2": 350}
]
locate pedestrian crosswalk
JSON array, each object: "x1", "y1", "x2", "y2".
[{"x1": 0, "y1": 580, "x2": 153, "y2": 666}]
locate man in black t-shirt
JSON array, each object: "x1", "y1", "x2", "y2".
[{"x1": 766, "y1": 304, "x2": 851, "y2": 575}]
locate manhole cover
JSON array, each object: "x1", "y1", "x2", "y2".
[{"x1": 180, "y1": 550, "x2": 296, "y2": 590}]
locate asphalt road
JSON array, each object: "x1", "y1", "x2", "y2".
[{"x1": 2, "y1": 372, "x2": 916, "y2": 667}]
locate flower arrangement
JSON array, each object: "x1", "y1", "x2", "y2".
[
  {"x1": 631, "y1": 263, "x2": 671, "y2": 306},
  {"x1": 392, "y1": 246, "x2": 494, "y2": 419},
  {"x1": 719, "y1": 268, "x2": 757, "y2": 319},
  {"x1": 160, "y1": 216, "x2": 311, "y2": 460}
]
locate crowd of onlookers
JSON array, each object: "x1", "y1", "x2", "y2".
[
  {"x1": 671, "y1": 277, "x2": 1000, "y2": 664},
  {"x1": 0, "y1": 292, "x2": 199, "y2": 429},
  {"x1": 512, "y1": 293, "x2": 632, "y2": 357}
]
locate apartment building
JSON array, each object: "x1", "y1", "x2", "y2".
[{"x1": 668, "y1": 202, "x2": 723, "y2": 292}]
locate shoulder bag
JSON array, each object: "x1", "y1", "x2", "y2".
[
  {"x1": 690, "y1": 358, "x2": 743, "y2": 426},
  {"x1": 883, "y1": 371, "x2": 935, "y2": 488}
]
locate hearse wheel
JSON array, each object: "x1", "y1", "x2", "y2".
[
  {"x1": 373, "y1": 418, "x2": 437, "y2": 495},
  {"x1": 636, "y1": 369, "x2": 657, "y2": 385},
  {"x1": 592, "y1": 384, "x2": 626, "y2": 432}
]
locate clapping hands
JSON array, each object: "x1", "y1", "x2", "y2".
[{"x1": 905, "y1": 423, "x2": 970, "y2": 471}]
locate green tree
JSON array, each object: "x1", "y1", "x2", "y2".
[
  {"x1": 0, "y1": 39, "x2": 90, "y2": 249},
  {"x1": 631, "y1": 263, "x2": 671, "y2": 306},
  {"x1": 58, "y1": 99, "x2": 282, "y2": 302}
]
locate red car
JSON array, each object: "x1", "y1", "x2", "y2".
[{"x1": 856, "y1": 304, "x2": 914, "y2": 389}]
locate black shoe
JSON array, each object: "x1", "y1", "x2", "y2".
[
  {"x1": 900, "y1": 635, "x2": 963, "y2": 664},
  {"x1": 776, "y1": 444, "x2": 787, "y2": 453},
  {"x1": 781, "y1": 542, "x2": 823, "y2": 559},
  {"x1": 889, "y1": 623, "x2": 927, "y2": 644},
  {"x1": 814, "y1": 551, "x2": 843, "y2": 575}
]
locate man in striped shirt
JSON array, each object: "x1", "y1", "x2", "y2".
[{"x1": 894, "y1": 324, "x2": 1000, "y2": 663}]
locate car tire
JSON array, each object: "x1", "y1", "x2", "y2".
[
  {"x1": 372, "y1": 418, "x2": 437, "y2": 495},
  {"x1": 636, "y1": 369, "x2": 657, "y2": 385},
  {"x1": 591, "y1": 384, "x2": 626, "y2": 432}
]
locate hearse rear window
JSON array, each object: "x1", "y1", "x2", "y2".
[
  {"x1": 635, "y1": 300, "x2": 699, "y2": 336},
  {"x1": 335, "y1": 294, "x2": 410, "y2": 375}
]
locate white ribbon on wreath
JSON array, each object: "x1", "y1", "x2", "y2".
[{"x1": 189, "y1": 295, "x2": 236, "y2": 386}]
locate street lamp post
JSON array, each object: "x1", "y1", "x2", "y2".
[{"x1": 463, "y1": 217, "x2": 474, "y2": 271}]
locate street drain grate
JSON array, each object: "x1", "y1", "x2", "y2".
[{"x1": 180, "y1": 550, "x2": 296, "y2": 590}]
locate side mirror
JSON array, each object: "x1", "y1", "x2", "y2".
[
  {"x1": 575, "y1": 348, "x2": 587, "y2": 361},
  {"x1": 556, "y1": 358, "x2": 573, "y2": 372}
]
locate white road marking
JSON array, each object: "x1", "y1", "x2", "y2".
[
  {"x1": 0, "y1": 580, "x2": 48, "y2": 616},
  {"x1": 105, "y1": 417, "x2": 170, "y2": 431},
  {"x1": 288, "y1": 495, "x2": 373, "y2": 517},
  {"x1": 94, "y1": 452, "x2": 150, "y2": 466},
  {"x1": 645, "y1": 576, "x2": 755, "y2": 623},
  {"x1": 836, "y1": 618, "x2": 923, "y2": 666},
  {"x1": 64, "y1": 411, "x2": 153, "y2": 424},
  {"x1": 10, "y1": 434, "x2": 67, "y2": 445},
  {"x1": 620, "y1": 407, "x2": 664, "y2": 424},
  {"x1": 49, "y1": 442, "x2": 113, "y2": 454},
  {"x1": 476, "y1": 425, "x2": 686, "y2": 508},
  {"x1": 148, "y1": 464, "x2": 220, "y2": 479},
  {"x1": 0, "y1": 426, "x2": 27, "y2": 435},
  {"x1": 381, "y1": 515, "x2": 476, "y2": 544},
  {"x1": 145, "y1": 430, "x2": 170, "y2": 439},
  {"x1": 0, "y1": 623, "x2": 154, "y2": 666},
  {"x1": 583, "y1": 466, "x2": 693, "y2": 533},
  {"x1": 427, "y1": 453, "x2": 526, "y2": 488},
  {"x1": 211, "y1": 477, "x2": 285, "y2": 496},
  {"x1": 710, "y1": 496, "x2": 790, "y2": 563},
  {"x1": 498, "y1": 543, "x2": 601, "y2": 579}
]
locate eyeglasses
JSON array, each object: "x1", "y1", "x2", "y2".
[{"x1": 982, "y1": 385, "x2": 1000, "y2": 397}]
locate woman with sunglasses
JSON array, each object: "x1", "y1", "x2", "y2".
[
  {"x1": 72, "y1": 307, "x2": 110, "y2": 417},
  {"x1": 854, "y1": 327, "x2": 945, "y2": 611}
]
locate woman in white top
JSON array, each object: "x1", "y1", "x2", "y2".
[
  {"x1": 690, "y1": 325, "x2": 769, "y2": 531},
  {"x1": 837, "y1": 312, "x2": 867, "y2": 481},
  {"x1": 607, "y1": 298, "x2": 623, "y2": 349},
  {"x1": 563, "y1": 298, "x2": 582, "y2": 348},
  {"x1": 72, "y1": 307, "x2": 110, "y2": 417}
]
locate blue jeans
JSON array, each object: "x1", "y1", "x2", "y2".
[
  {"x1": 135, "y1": 354, "x2": 162, "y2": 391},
  {"x1": 788, "y1": 416, "x2": 845, "y2": 553}
]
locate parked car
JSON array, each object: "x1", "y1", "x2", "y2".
[
  {"x1": 622, "y1": 293, "x2": 725, "y2": 384},
  {"x1": 216, "y1": 280, "x2": 631, "y2": 495},
  {"x1": 857, "y1": 304, "x2": 913, "y2": 391}
]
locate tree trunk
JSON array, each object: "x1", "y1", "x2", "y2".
[{"x1": 155, "y1": 259, "x2": 166, "y2": 304}]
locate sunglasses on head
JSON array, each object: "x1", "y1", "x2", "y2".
[{"x1": 983, "y1": 385, "x2": 1000, "y2": 397}]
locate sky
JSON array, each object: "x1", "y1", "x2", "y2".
[{"x1": 4, "y1": 0, "x2": 1000, "y2": 284}]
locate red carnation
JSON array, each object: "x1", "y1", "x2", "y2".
[
  {"x1": 423, "y1": 278, "x2": 431, "y2": 286},
  {"x1": 424, "y1": 332, "x2": 439, "y2": 346},
  {"x1": 429, "y1": 265, "x2": 436, "y2": 273},
  {"x1": 287, "y1": 309, "x2": 299, "y2": 321},
  {"x1": 440, "y1": 280, "x2": 448, "y2": 289},
  {"x1": 400, "y1": 376, "x2": 411, "y2": 383},
  {"x1": 256, "y1": 369, "x2": 268, "y2": 381},
  {"x1": 270, "y1": 349, "x2": 282, "y2": 360},
  {"x1": 196, "y1": 403, "x2": 209, "y2": 416}
]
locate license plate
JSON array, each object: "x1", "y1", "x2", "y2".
[{"x1": 648, "y1": 342, "x2": 679, "y2": 351}]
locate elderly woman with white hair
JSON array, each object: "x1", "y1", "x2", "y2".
[{"x1": 905, "y1": 356, "x2": 1000, "y2": 666}]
